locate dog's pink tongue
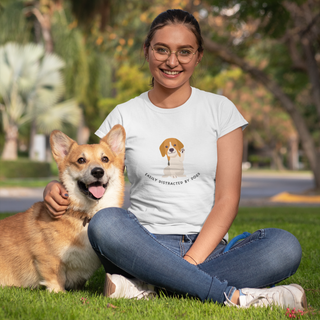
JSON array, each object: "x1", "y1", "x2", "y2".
[{"x1": 88, "y1": 185, "x2": 105, "y2": 199}]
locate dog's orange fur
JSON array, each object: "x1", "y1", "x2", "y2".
[{"x1": 0, "y1": 125, "x2": 125, "y2": 293}]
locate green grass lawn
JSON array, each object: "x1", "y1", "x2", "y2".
[{"x1": 0, "y1": 207, "x2": 319, "y2": 320}]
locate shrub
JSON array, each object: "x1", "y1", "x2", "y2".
[{"x1": 0, "y1": 159, "x2": 52, "y2": 179}]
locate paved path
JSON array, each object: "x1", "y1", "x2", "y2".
[{"x1": 0, "y1": 172, "x2": 319, "y2": 213}]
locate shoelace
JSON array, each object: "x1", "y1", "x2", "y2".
[
  {"x1": 134, "y1": 290, "x2": 156, "y2": 300},
  {"x1": 246, "y1": 292, "x2": 279, "y2": 307},
  {"x1": 127, "y1": 281, "x2": 156, "y2": 300}
]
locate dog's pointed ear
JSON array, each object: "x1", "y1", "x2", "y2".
[
  {"x1": 50, "y1": 130, "x2": 76, "y2": 164},
  {"x1": 101, "y1": 124, "x2": 126, "y2": 155}
]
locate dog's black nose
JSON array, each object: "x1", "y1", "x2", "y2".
[
  {"x1": 169, "y1": 148, "x2": 174, "y2": 152},
  {"x1": 91, "y1": 167, "x2": 104, "y2": 179}
]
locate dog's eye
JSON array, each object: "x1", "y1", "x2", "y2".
[
  {"x1": 102, "y1": 156, "x2": 109, "y2": 163},
  {"x1": 174, "y1": 144, "x2": 176, "y2": 146},
  {"x1": 165, "y1": 146, "x2": 168, "y2": 148},
  {"x1": 77, "y1": 157, "x2": 86, "y2": 164}
]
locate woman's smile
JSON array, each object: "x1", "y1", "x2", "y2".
[{"x1": 161, "y1": 69, "x2": 182, "y2": 77}]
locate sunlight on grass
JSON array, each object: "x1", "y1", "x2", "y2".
[{"x1": 0, "y1": 208, "x2": 319, "y2": 319}]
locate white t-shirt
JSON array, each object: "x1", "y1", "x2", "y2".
[{"x1": 96, "y1": 87, "x2": 248, "y2": 236}]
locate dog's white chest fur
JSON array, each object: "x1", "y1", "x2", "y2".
[{"x1": 60, "y1": 225, "x2": 101, "y2": 289}]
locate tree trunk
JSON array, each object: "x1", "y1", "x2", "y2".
[
  {"x1": 31, "y1": 8, "x2": 54, "y2": 53},
  {"x1": 301, "y1": 36, "x2": 320, "y2": 119},
  {"x1": 99, "y1": 0, "x2": 111, "y2": 32},
  {"x1": 29, "y1": 119, "x2": 37, "y2": 160},
  {"x1": 77, "y1": 111, "x2": 90, "y2": 145},
  {"x1": 288, "y1": 134, "x2": 299, "y2": 170},
  {"x1": 203, "y1": 37, "x2": 320, "y2": 188},
  {"x1": 271, "y1": 148, "x2": 285, "y2": 171},
  {"x1": 45, "y1": 134, "x2": 52, "y2": 162},
  {"x1": 2, "y1": 125, "x2": 18, "y2": 160},
  {"x1": 29, "y1": 6, "x2": 54, "y2": 160}
]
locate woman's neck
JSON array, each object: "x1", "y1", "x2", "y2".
[{"x1": 148, "y1": 84, "x2": 192, "y2": 109}]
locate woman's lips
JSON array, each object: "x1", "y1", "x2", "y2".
[{"x1": 160, "y1": 69, "x2": 182, "y2": 78}]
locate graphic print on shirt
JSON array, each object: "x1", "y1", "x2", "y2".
[{"x1": 159, "y1": 138, "x2": 186, "y2": 178}]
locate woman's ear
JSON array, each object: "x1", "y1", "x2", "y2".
[{"x1": 196, "y1": 50, "x2": 204, "y2": 65}]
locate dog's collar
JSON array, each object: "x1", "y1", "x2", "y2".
[{"x1": 83, "y1": 217, "x2": 91, "y2": 227}]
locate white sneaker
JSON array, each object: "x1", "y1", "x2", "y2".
[
  {"x1": 224, "y1": 284, "x2": 307, "y2": 309},
  {"x1": 104, "y1": 273, "x2": 157, "y2": 300}
]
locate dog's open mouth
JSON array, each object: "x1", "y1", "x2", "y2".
[{"x1": 77, "y1": 181, "x2": 107, "y2": 200}]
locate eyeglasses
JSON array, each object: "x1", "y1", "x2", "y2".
[{"x1": 150, "y1": 45, "x2": 198, "y2": 64}]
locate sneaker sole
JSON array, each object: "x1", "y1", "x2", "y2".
[
  {"x1": 103, "y1": 273, "x2": 116, "y2": 297},
  {"x1": 290, "y1": 284, "x2": 307, "y2": 309}
]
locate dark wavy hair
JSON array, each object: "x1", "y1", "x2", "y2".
[{"x1": 144, "y1": 9, "x2": 204, "y2": 87}]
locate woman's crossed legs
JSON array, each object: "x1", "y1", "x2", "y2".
[{"x1": 88, "y1": 207, "x2": 302, "y2": 304}]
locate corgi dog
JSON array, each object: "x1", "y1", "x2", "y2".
[
  {"x1": 0, "y1": 124, "x2": 125, "y2": 293},
  {"x1": 159, "y1": 138, "x2": 186, "y2": 178}
]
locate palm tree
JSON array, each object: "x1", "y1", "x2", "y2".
[{"x1": 0, "y1": 42, "x2": 81, "y2": 160}]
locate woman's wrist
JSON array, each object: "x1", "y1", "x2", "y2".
[{"x1": 183, "y1": 254, "x2": 198, "y2": 265}]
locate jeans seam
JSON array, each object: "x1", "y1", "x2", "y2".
[
  {"x1": 201, "y1": 238, "x2": 259, "y2": 264},
  {"x1": 127, "y1": 210, "x2": 184, "y2": 260},
  {"x1": 126, "y1": 211, "x2": 226, "y2": 281},
  {"x1": 200, "y1": 229, "x2": 265, "y2": 264},
  {"x1": 180, "y1": 237, "x2": 185, "y2": 257}
]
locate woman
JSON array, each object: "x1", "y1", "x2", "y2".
[{"x1": 44, "y1": 9, "x2": 306, "y2": 309}]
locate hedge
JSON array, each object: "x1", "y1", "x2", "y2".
[{"x1": 0, "y1": 159, "x2": 52, "y2": 179}]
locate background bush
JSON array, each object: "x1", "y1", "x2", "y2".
[{"x1": 0, "y1": 160, "x2": 52, "y2": 179}]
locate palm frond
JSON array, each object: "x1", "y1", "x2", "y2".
[
  {"x1": 36, "y1": 99, "x2": 82, "y2": 134},
  {"x1": 1, "y1": 83, "x2": 30, "y2": 130},
  {"x1": 0, "y1": 42, "x2": 44, "y2": 97}
]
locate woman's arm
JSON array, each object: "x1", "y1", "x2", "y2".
[{"x1": 183, "y1": 127, "x2": 243, "y2": 265}]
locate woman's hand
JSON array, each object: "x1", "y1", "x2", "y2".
[{"x1": 43, "y1": 180, "x2": 70, "y2": 218}]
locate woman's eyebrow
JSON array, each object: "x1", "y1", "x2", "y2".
[{"x1": 153, "y1": 42, "x2": 195, "y2": 49}]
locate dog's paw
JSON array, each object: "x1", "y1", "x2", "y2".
[
  {"x1": 181, "y1": 148, "x2": 185, "y2": 153},
  {"x1": 41, "y1": 280, "x2": 65, "y2": 293},
  {"x1": 47, "y1": 286, "x2": 66, "y2": 293}
]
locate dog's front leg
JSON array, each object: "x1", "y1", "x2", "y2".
[{"x1": 36, "y1": 257, "x2": 67, "y2": 293}]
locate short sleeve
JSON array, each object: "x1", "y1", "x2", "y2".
[
  {"x1": 218, "y1": 98, "x2": 248, "y2": 138},
  {"x1": 95, "y1": 107, "x2": 123, "y2": 139}
]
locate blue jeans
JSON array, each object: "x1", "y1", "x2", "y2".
[{"x1": 88, "y1": 207, "x2": 302, "y2": 304}]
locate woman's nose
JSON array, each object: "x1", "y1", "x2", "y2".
[{"x1": 166, "y1": 52, "x2": 179, "y2": 68}]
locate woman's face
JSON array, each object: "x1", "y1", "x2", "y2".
[{"x1": 145, "y1": 24, "x2": 203, "y2": 91}]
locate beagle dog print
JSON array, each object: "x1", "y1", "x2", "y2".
[{"x1": 159, "y1": 138, "x2": 186, "y2": 178}]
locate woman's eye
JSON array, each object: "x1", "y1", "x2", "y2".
[
  {"x1": 179, "y1": 49, "x2": 192, "y2": 56},
  {"x1": 156, "y1": 46, "x2": 169, "y2": 54},
  {"x1": 102, "y1": 156, "x2": 109, "y2": 163},
  {"x1": 77, "y1": 157, "x2": 86, "y2": 164}
]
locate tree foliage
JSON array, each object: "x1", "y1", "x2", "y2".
[
  {"x1": 0, "y1": 42, "x2": 81, "y2": 160},
  {"x1": 0, "y1": 0, "x2": 319, "y2": 187},
  {"x1": 194, "y1": 0, "x2": 320, "y2": 186}
]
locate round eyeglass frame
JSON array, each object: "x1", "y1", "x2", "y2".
[{"x1": 150, "y1": 45, "x2": 199, "y2": 64}]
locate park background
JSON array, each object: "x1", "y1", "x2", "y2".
[
  {"x1": 0, "y1": 1, "x2": 320, "y2": 319},
  {"x1": 0, "y1": 0, "x2": 320, "y2": 192}
]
